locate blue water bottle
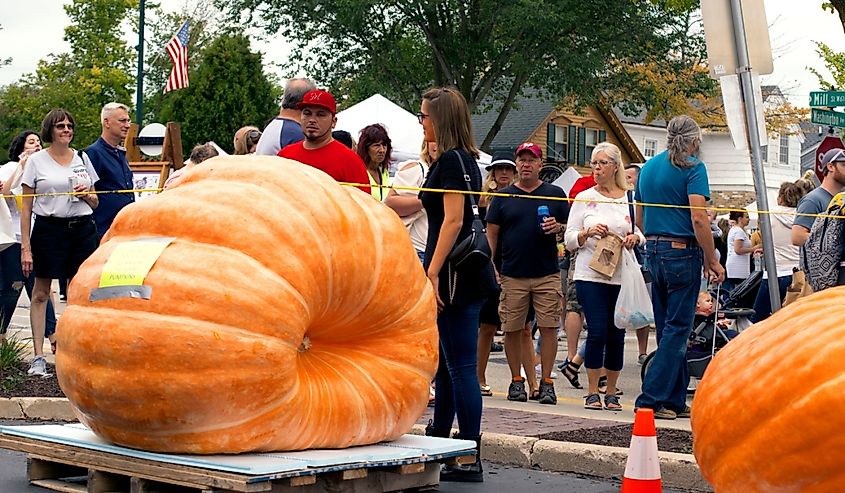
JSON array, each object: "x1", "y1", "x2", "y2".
[{"x1": 537, "y1": 205, "x2": 550, "y2": 232}]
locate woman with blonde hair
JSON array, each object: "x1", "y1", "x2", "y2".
[
  {"x1": 418, "y1": 86, "x2": 495, "y2": 482},
  {"x1": 564, "y1": 142, "x2": 644, "y2": 411},
  {"x1": 233, "y1": 126, "x2": 261, "y2": 155}
]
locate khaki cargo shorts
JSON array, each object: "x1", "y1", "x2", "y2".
[{"x1": 499, "y1": 273, "x2": 562, "y2": 332}]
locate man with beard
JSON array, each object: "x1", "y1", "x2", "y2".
[
  {"x1": 791, "y1": 148, "x2": 845, "y2": 247},
  {"x1": 278, "y1": 89, "x2": 370, "y2": 194},
  {"x1": 85, "y1": 102, "x2": 134, "y2": 239}
]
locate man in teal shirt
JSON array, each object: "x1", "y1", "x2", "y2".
[{"x1": 634, "y1": 115, "x2": 725, "y2": 420}]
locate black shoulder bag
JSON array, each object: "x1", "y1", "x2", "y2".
[{"x1": 447, "y1": 150, "x2": 491, "y2": 271}]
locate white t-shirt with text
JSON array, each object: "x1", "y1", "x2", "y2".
[
  {"x1": 391, "y1": 160, "x2": 428, "y2": 253},
  {"x1": 20, "y1": 149, "x2": 99, "y2": 218}
]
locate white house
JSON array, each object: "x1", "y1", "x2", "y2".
[{"x1": 617, "y1": 86, "x2": 803, "y2": 208}]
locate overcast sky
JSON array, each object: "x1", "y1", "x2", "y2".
[{"x1": 1, "y1": 0, "x2": 844, "y2": 107}]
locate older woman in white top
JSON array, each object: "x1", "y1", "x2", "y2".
[{"x1": 564, "y1": 142, "x2": 645, "y2": 411}]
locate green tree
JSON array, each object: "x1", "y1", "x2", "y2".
[
  {"x1": 157, "y1": 33, "x2": 279, "y2": 154},
  {"x1": 217, "y1": 0, "x2": 714, "y2": 151},
  {"x1": 810, "y1": 41, "x2": 845, "y2": 90},
  {"x1": 0, "y1": 0, "x2": 137, "y2": 161}
]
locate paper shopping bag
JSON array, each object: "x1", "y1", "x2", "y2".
[{"x1": 588, "y1": 234, "x2": 623, "y2": 278}]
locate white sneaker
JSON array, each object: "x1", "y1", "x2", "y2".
[
  {"x1": 535, "y1": 364, "x2": 558, "y2": 379},
  {"x1": 27, "y1": 356, "x2": 48, "y2": 377}
]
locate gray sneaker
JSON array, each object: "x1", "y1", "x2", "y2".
[
  {"x1": 538, "y1": 380, "x2": 557, "y2": 405},
  {"x1": 637, "y1": 354, "x2": 648, "y2": 365},
  {"x1": 27, "y1": 356, "x2": 48, "y2": 377},
  {"x1": 507, "y1": 379, "x2": 528, "y2": 402}
]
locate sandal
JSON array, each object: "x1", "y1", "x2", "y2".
[
  {"x1": 480, "y1": 384, "x2": 493, "y2": 397},
  {"x1": 560, "y1": 359, "x2": 583, "y2": 389},
  {"x1": 597, "y1": 376, "x2": 623, "y2": 395},
  {"x1": 529, "y1": 389, "x2": 541, "y2": 401},
  {"x1": 604, "y1": 394, "x2": 622, "y2": 411},
  {"x1": 584, "y1": 393, "x2": 602, "y2": 410}
]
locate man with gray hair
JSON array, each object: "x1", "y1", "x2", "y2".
[
  {"x1": 634, "y1": 115, "x2": 724, "y2": 420},
  {"x1": 85, "y1": 102, "x2": 134, "y2": 238},
  {"x1": 256, "y1": 77, "x2": 316, "y2": 155}
]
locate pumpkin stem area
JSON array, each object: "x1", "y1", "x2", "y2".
[{"x1": 298, "y1": 336, "x2": 312, "y2": 353}]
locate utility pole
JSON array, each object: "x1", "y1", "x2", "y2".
[
  {"x1": 729, "y1": 0, "x2": 781, "y2": 313},
  {"x1": 135, "y1": 0, "x2": 145, "y2": 126}
]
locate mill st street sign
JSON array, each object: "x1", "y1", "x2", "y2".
[{"x1": 810, "y1": 91, "x2": 845, "y2": 107}]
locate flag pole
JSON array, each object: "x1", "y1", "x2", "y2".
[{"x1": 135, "y1": 0, "x2": 145, "y2": 126}]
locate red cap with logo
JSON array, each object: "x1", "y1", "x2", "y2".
[
  {"x1": 516, "y1": 142, "x2": 542, "y2": 159},
  {"x1": 297, "y1": 89, "x2": 337, "y2": 114}
]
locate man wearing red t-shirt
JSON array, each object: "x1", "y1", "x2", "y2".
[{"x1": 278, "y1": 89, "x2": 371, "y2": 194}]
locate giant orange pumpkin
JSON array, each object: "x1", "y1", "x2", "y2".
[
  {"x1": 692, "y1": 287, "x2": 845, "y2": 492},
  {"x1": 56, "y1": 156, "x2": 438, "y2": 454}
]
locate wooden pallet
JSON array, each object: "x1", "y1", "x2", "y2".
[{"x1": 0, "y1": 430, "x2": 474, "y2": 493}]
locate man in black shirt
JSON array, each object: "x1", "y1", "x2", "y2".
[{"x1": 486, "y1": 143, "x2": 569, "y2": 405}]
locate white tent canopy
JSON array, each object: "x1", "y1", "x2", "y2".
[{"x1": 335, "y1": 94, "x2": 490, "y2": 174}]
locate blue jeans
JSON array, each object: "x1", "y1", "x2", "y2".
[
  {"x1": 416, "y1": 250, "x2": 425, "y2": 264},
  {"x1": 432, "y1": 299, "x2": 484, "y2": 438},
  {"x1": 636, "y1": 240, "x2": 702, "y2": 412},
  {"x1": 750, "y1": 275, "x2": 791, "y2": 323},
  {"x1": 576, "y1": 281, "x2": 625, "y2": 371},
  {"x1": 0, "y1": 243, "x2": 56, "y2": 337}
]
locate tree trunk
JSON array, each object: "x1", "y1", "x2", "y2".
[
  {"x1": 833, "y1": 0, "x2": 845, "y2": 34},
  {"x1": 479, "y1": 72, "x2": 528, "y2": 153}
]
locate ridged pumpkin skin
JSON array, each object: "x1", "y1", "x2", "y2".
[
  {"x1": 56, "y1": 156, "x2": 438, "y2": 454},
  {"x1": 692, "y1": 286, "x2": 845, "y2": 492}
]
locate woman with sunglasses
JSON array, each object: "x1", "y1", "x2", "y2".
[
  {"x1": 564, "y1": 142, "x2": 644, "y2": 412},
  {"x1": 20, "y1": 109, "x2": 99, "y2": 376},
  {"x1": 418, "y1": 87, "x2": 495, "y2": 483},
  {"x1": 233, "y1": 126, "x2": 261, "y2": 155}
]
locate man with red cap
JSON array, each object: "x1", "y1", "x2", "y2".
[
  {"x1": 278, "y1": 89, "x2": 370, "y2": 194},
  {"x1": 485, "y1": 142, "x2": 569, "y2": 405}
]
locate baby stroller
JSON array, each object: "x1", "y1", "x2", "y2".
[{"x1": 640, "y1": 273, "x2": 761, "y2": 392}]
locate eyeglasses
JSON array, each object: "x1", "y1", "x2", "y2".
[
  {"x1": 114, "y1": 118, "x2": 131, "y2": 125},
  {"x1": 54, "y1": 123, "x2": 74, "y2": 130},
  {"x1": 416, "y1": 112, "x2": 429, "y2": 124},
  {"x1": 589, "y1": 159, "x2": 615, "y2": 169}
]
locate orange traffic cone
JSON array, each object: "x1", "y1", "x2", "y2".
[{"x1": 620, "y1": 408, "x2": 662, "y2": 492}]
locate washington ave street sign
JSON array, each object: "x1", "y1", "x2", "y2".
[{"x1": 811, "y1": 108, "x2": 845, "y2": 128}]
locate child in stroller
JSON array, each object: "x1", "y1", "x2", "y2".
[{"x1": 687, "y1": 292, "x2": 739, "y2": 380}]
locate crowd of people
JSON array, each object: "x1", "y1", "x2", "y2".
[{"x1": 3, "y1": 76, "x2": 844, "y2": 483}]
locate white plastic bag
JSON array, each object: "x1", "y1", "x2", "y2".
[{"x1": 614, "y1": 248, "x2": 654, "y2": 330}]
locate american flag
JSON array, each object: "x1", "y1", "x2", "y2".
[{"x1": 164, "y1": 21, "x2": 190, "y2": 94}]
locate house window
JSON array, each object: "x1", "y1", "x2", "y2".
[
  {"x1": 644, "y1": 138, "x2": 657, "y2": 158},
  {"x1": 761, "y1": 145, "x2": 768, "y2": 162},
  {"x1": 585, "y1": 129, "x2": 599, "y2": 159},
  {"x1": 554, "y1": 125, "x2": 568, "y2": 161},
  {"x1": 779, "y1": 135, "x2": 789, "y2": 165}
]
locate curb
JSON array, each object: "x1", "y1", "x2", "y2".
[
  {"x1": 409, "y1": 424, "x2": 711, "y2": 492},
  {"x1": 0, "y1": 399, "x2": 710, "y2": 491}
]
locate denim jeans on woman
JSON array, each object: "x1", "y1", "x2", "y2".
[
  {"x1": 0, "y1": 243, "x2": 56, "y2": 337},
  {"x1": 635, "y1": 240, "x2": 702, "y2": 412},
  {"x1": 432, "y1": 299, "x2": 484, "y2": 438},
  {"x1": 575, "y1": 281, "x2": 624, "y2": 371},
  {"x1": 750, "y1": 275, "x2": 792, "y2": 323}
]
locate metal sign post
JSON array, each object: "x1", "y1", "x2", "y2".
[{"x1": 728, "y1": 0, "x2": 781, "y2": 314}]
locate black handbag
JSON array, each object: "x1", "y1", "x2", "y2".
[{"x1": 447, "y1": 150, "x2": 491, "y2": 271}]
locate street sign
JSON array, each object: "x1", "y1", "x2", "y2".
[
  {"x1": 702, "y1": 0, "x2": 773, "y2": 78},
  {"x1": 811, "y1": 108, "x2": 845, "y2": 128},
  {"x1": 809, "y1": 91, "x2": 845, "y2": 107},
  {"x1": 815, "y1": 135, "x2": 845, "y2": 182}
]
